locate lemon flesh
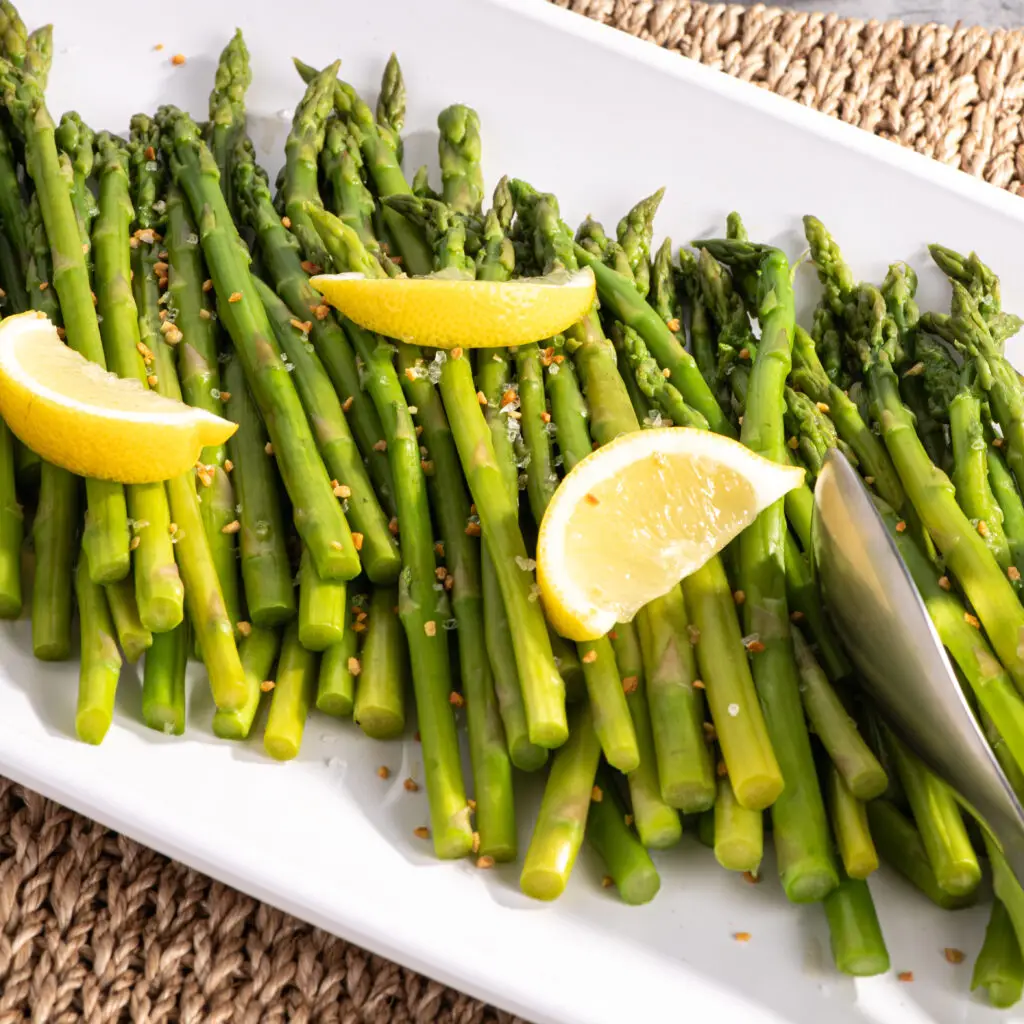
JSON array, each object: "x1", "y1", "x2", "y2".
[
  {"x1": 310, "y1": 268, "x2": 596, "y2": 349},
  {"x1": 0, "y1": 312, "x2": 236, "y2": 483},
  {"x1": 537, "y1": 427, "x2": 806, "y2": 641}
]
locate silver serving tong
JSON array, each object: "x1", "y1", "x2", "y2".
[{"x1": 811, "y1": 449, "x2": 1024, "y2": 886}]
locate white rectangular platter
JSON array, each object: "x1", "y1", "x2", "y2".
[{"x1": 10, "y1": 1, "x2": 1024, "y2": 1021}]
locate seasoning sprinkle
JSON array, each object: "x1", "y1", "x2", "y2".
[
  {"x1": 581, "y1": 649, "x2": 598, "y2": 664},
  {"x1": 348, "y1": 657, "x2": 362, "y2": 676}
]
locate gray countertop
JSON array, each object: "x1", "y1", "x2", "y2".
[{"x1": 738, "y1": 0, "x2": 1021, "y2": 29}]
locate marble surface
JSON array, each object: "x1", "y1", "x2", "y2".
[{"x1": 739, "y1": 0, "x2": 1023, "y2": 29}]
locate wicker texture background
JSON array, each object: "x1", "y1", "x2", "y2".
[{"x1": 4, "y1": 2, "x2": 1022, "y2": 1021}]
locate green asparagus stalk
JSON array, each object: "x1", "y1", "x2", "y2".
[
  {"x1": 212, "y1": 626, "x2": 281, "y2": 740},
  {"x1": 616, "y1": 624, "x2": 683, "y2": 849},
  {"x1": 303, "y1": 213, "x2": 471, "y2": 854},
  {"x1": 264, "y1": 620, "x2": 318, "y2": 761},
  {"x1": 74, "y1": 548, "x2": 122, "y2": 745},
  {"x1": 375, "y1": 54, "x2": 406, "y2": 164},
  {"x1": 232, "y1": 142, "x2": 394, "y2": 513},
  {"x1": 0, "y1": 65, "x2": 130, "y2": 584},
  {"x1": 713, "y1": 774, "x2": 763, "y2": 874},
  {"x1": 885, "y1": 727, "x2": 981, "y2": 897},
  {"x1": 317, "y1": 625, "x2": 358, "y2": 718},
  {"x1": 93, "y1": 131, "x2": 183, "y2": 632},
  {"x1": 353, "y1": 585, "x2": 407, "y2": 740},
  {"x1": 54, "y1": 112, "x2": 97, "y2": 273},
  {"x1": 163, "y1": 180, "x2": 242, "y2": 633},
  {"x1": 438, "y1": 104, "x2": 483, "y2": 216},
  {"x1": 142, "y1": 621, "x2": 189, "y2": 735},
  {"x1": 0, "y1": 121, "x2": 25, "y2": 279},
  {"x1": 988, "y1": 444, "x2": 1024, "y2": 579},
  {"x1": 222, "y1": 353, "x2": 296, "y2": 627},
  {"x1": 159, "y1": 104, "x2": 358, "y2": 581},
  {"x1": 615, "y1": 189, "x2": 663, "y2": 300},
  {"x1": 587, "y1": 768, "x2": 661, "y2": 905},
  {"x1": 823, "y1": 871, "x2": 890, "y2": 977},
  {"x1": 104, "y1": 576, "x2": 152, "y2": 664},
  {"x1": 866, "y1": 799, "x2": 977, "y2": 910},
  {"x1": 31, "y1": 452, "x2": 76, "y2": 659},
  {"x1": 701, "y1": 238, "x2": 837, "y2": 903},
  {"x1": 0, "y1": 2, "x2": 25, "y2": 67},
  {"x1": 253, "y1": 272, "x2": 399, "y2": 582},
  {"x1": 792, "y1": 630, "x2": 886, "y2": 800},
  {"x1": 297, "y1": 547, "x2": 346, "y2": 652},
  {"x1": 973, "y1": 900, "x2": 1024, "y2": 1009},
  {"x1": 676, "y1": 248, "x2": 719, "y2": 395},
  {"x1": 206, "y1": 29, "x2": 250, "y2": 213},
  {"x1": 321, "y1": 118, "x2": 377, "y2": 248},
  {"x1": 281, "y1": 62, "x2": 338, "y2": 270},
  {"x1": 142, "y1": 292, "x2": 248, "y2": 712},
  {"x1": 521, "y1": 702, "x2": 602, "y2": 900},
  {"x1": 23, "y1": 23, "x2": 50, "y2": 88},
  {"x1": 828, "y1": 765, "x2": 878, "y2": 879}
]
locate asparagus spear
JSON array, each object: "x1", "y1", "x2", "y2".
[
  {"x1": 866, "y1": 799, "x2": 977, "y2": 910},
  {"x1": 675, "y1": 248, "x2": 719, "y2": 395},
  {"x1": 159, "y1": 105, "x2": 357, "y2": 581},
  {"x1": 23, "y1": 23, "x2": 50, "y2": 87},
  {"x1": 823, "y1": 871, "x2": 890, "y2": 977},
  {"x1": 141, "y1": 268, "x2": 248, "y2": 712},
  {"x1": 792, "y1": 630, "x2": 886, "y2": 800},
  {"x1": 587, "y1": 768, "x2": 661, "y2": 905},
  {"x1": 973, "y1": 900, "x2": 1024, "y2": 1009},
  {"x1": 281, "y1": 62, "x2": 338, "y2": 271},
  {"x1": 474, "y1": 285, "x2": 547, "y2": 770},
  {"x1": 252, "y1": 271, "x2": 399, "y2": 582},
  {"x1": 0, "y1": 2, "x2": 24, "y2": 66},
  {"x1": 437, "y1": 104, "x2": 483, "y2": 217},
  {"x1": 212, "y1": 626, "x2": 281, "y2": 740},
  {"x1": 307, "y1": 212, "x2": 472, "y2": 857},
  {"x1": 232, "y1": 140, "x2": 394, "y2": 512},
  {"x1": 885, "y1": 727, "x2": 981, "y2": 897},
  {"x1": 162, "y1": 180, "x2": 242, "y2": 632},
  {"x1": 0, "y1": 63, "x2": 130, "y2": 584},
  {"x1": 316, "y1": 623, "x2": 358, "y2": 718},
  {"x1": 103, "y1": 576, "x2": 152, "y2": 664},
  {"x1": 842, "y1": 280, "x2": 1024, "y2": 692},
  {"x1": 375, "y1": 54, "x2": 405, "y2": 165},
  {"x1": 264, "y1": 620, "x2": 318, "y2": 761},
  {"x1": 520, "y1": 702, "x2": 602, "y2": 900},
  {"x1": 93, "y1": 131, "x2": 183, "y2": 632},
  {"x1": 353, "y1": 585, "x2": 407, "y2": 740},
  {"x1": 828, "y1": 764, "x2": 878, "y2": 879},
  {"x1": 74, "y1": 547, "x2": 122, "y2": 745},
  {"x1": 713, "y1": 774, "x2": 763, "y2": 874},
  {"x1": 701, "y1": 237, "x2": 837, "y2": 903},
  {"x1": 54, "y1": 112, "x2": 98, "y2": 278},
  {"x1": 142, "y1": 621, "x2": 189, "y2": 735},
  {"x1": 222, "y1": 354, "x2": 296, "y2": 627},
  {"x1": 321, "y1": 118, "x2": 376, "y2": 247},
  {"x1": 987, "y1": 444, "x2": 1024, "y2": 579},
  {"x1": 297, "y1": 547, "x2": 346, "y2": 652},
  {"x1": 206, "y1": 29, "x2": 249, "y2": 214},
  {"x1": 0, "y1": 122, "x2": 25, "y2": 277}
]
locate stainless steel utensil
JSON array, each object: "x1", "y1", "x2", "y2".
[{"x1": 811, "y1": 448, "x2": 1024, "y2": 886}]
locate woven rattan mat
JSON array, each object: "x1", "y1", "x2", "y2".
[{"x1": 3, "y1": 3, "x2": 1023, "y2": 1021}]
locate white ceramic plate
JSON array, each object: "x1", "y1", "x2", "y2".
[{"x1": 11, "y1": 1, "x2": 1024, "y2": 1021}]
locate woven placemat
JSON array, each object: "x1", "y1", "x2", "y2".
[{"x1": 2, "y1": 3, "x2": 1020, "y2": 1021}]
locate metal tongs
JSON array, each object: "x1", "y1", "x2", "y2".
[{"x1": 812, "y1": 450, "x2": 1024, "y2": 886}]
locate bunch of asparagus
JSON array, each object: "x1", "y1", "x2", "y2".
[{"x1": 1, "y1": 1, "x2": 1023, "y2": 1000}]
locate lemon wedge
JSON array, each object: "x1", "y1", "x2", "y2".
[
  {"x1": 536, "y1": 427, "x2": 805, "y2": 641},
  {"x1": 0, "y1": 312, "x2": 236, "y2": 483},
  {"x1": 310, "y1": 267, "x2": 596, "y2": 349}
]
